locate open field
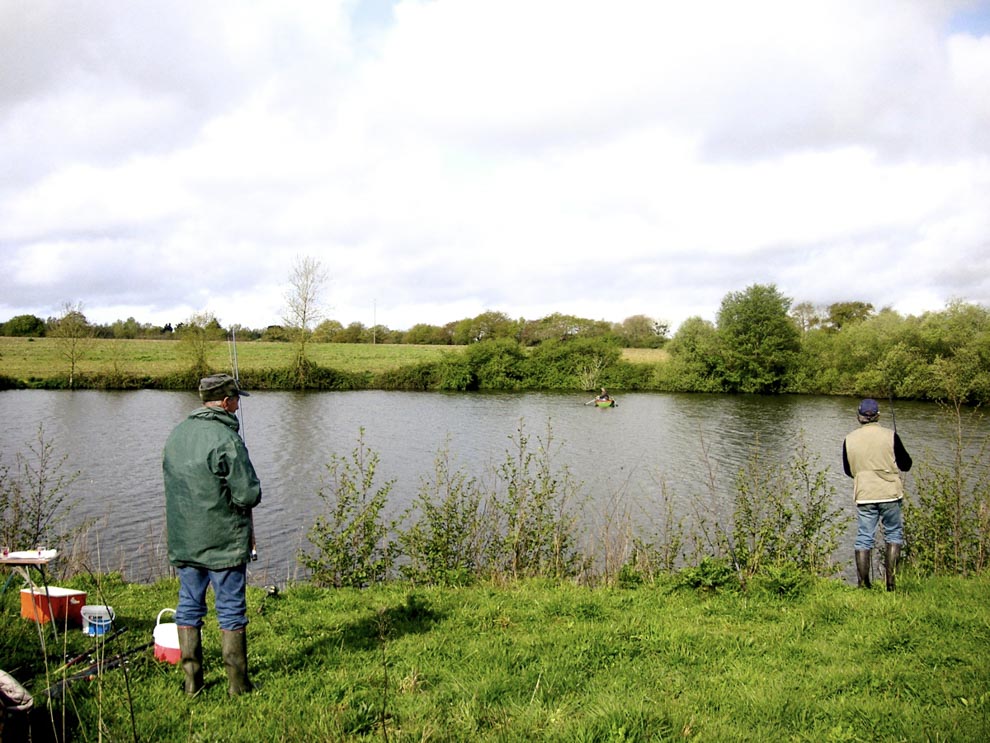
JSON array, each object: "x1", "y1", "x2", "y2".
[
  {"x1": 0, "y1": 337, "x2": 667, "y2": 382},
  {"x1": 3, "y1": 573, "x2": 988, "y2": 741}
]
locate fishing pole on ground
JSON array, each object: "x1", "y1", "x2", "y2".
[
  {"x1": 53, "y1": 627, "x2": 128, "y2": 675},
  {"x1": 228, "y1": 327, "x2": 258, "y2": 562},
  {"x1": 44, "y1": 640, "x2": 153, "y2": 699}
]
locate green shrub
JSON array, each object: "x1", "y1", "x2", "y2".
[
  {"x1": 488, "y1": 420, "x2": 588, "y2": 580},
  {"x1": 299, "y1": 429, "x2": 397, "y2": 587},
  {"x1": 397, "y1": 444, "x2": 491, "y2": 586},
  {"x1": 677, "y1": 556, "x2": 738, "y2": 592},
  {"x1": 905, "y1": 401, "x2": 990, "y2": 575},
  {"x1": 752, "y1": 562, "x2": 810, "y2": 598}
]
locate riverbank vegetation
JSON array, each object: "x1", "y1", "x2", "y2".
[
  {"x1": 2, "y1": 397, "x2": 989, "y2": 739},
  {"x1": 3, "y1": 285, "x2": 988, "y2": 404}
]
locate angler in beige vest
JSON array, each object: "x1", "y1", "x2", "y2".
[{"x1": 842, "y1": 398, "x2": 912, "y2": 591}]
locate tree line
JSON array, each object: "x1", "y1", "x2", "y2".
[
  {"x1": 0, "y1": 308, "x2": 670, "y2": 348},
  {"x1": 4, "y1": 284, "x2": 988, "y2": 404}
]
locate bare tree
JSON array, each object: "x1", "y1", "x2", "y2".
[
  {"x1": 49, "y1": 301, "x2": 93, "y2": 388},
  {"x1": 283, "y1": 255, "x2": 329, "y2": 386}
]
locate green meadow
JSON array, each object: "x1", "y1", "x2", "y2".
[
  {"x1": 3, "y1": 574, "x2": 988, "y2": 742},
  {"x1": 0, "y1": 337, "x2": 465, "y2": 381}
]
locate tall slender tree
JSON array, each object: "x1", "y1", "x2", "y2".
[
  {"x1": 283, "y1": 255, "x2": 329, "y2": 386},
  {"x1": 49, "y1": 301, "x2": 93, "y2": 388}
]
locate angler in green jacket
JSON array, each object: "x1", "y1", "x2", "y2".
[
  {"x1": 163, "y1": 373, "x2": 262, "y2": 696},
  {"x1": 842, "y1": 398, "x2": 912, "y2": 591}
]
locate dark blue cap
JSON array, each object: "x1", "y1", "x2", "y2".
[{"x1": 858, "y1": 398, "x2": 879, "y2": 416}]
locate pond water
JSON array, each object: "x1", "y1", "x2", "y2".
[{"x1": 0, "y1": 389, "x2": 978, "y2": 585}]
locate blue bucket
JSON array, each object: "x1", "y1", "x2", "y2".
[{"x1": 81, "y1": 605, "x2": 114, "y2": 636}]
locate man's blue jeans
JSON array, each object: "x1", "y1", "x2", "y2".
[
  {"x1": 175, "y1": 565, "x2": 248, "y2": 631},
  {"x1": 855, "y1": 500, "x2": 904, "y2": 550}
]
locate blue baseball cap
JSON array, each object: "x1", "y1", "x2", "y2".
[{"x1": 858, "y1": 398, "x2": 879, "y2": 416}]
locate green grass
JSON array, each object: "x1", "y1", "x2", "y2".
[
  {"x1": 0, "y1": 337, "x2": 667, "y2": 384},
  {"x1": 0, "y1": 337, "x2": 461, "y2": 381},
  {"x1": 3, "y1": 573, "x2": 988, "y2": 741}
]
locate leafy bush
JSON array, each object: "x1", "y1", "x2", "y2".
[
  {"x1": 523, "y1": 337, "x2": 622, "y2": 390},
  {"x1": 905, "y1": 401, "x2": 990, "y2": 575},
  {"x1": 488, "y1": 420, "x2": 588, "y2": 580},
  {"x1": 677, "y1": 556, "x2": 738, "y2": 592},
  {"x1": 300, "y1": 429, "x2": 397, "y2": 587},
  {"x1": 751, "y1": 562, "x2": 810, "y2": 598},
  {"x1": 731, "y1": 437, "x2": 844, "y2": 582},
  {"x1": 397, "y1": 444, "x2": 491, "y2": 586}
]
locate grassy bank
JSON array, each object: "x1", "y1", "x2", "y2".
[
  {"x1": 3, "y1": 573, "x2": 988, "y2": 741},
  {"x1": 0, "y1": 337, "x2": 668, "y2": 387},
  {"x1": 0, "y1": 338, "x2": 464, "y2": 381}
]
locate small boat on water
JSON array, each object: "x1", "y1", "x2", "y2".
[{"x1": 594, "y1": 398, "x2": 616, "y2": 408}]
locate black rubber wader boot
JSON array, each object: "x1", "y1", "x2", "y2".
[
  {"x1": 221, "y1": 628, "x2": 252, "y2": 696},
  {"x1": 855, "y1": 549, "x2": 872, "y2": 589},
  {"x1": 885, "y1": 543, "x2": 901, "y2": 592},
  {"x1": 177, "y1": 626, "x2": 204, "y2": 696}
]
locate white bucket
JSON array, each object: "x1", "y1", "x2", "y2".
[
  {"x1": 153, "y1": 608, "x2": 181, "y2": 664},
  {"x1": 81, "y1": 605, "x2": 114, "y2": 636}
]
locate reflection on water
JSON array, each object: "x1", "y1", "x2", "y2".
[{"x1": 0, "y1": 389, "x2": 981, "y2": 584}]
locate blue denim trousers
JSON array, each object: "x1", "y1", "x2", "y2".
[
  {"x1": 855, "y1": 500, "x2": 904, "y2": 550},
  {"x1": 175, "y1": 565, "x2": 248, "y2": 631}
]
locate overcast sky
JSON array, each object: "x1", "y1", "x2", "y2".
[{"x1": 2, "y1": 0, "x2": 989, "y2": 334}]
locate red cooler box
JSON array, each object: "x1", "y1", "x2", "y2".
[{"x1": 20, "y1": 587, "x2": 87, "y2": 625}]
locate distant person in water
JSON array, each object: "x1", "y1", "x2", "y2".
[
  {"x1": 596, "y1": 388, "x2": 611, "y2": 402},
  {"x1": 842, "y1": 398, "x2": 912, "y2": 591}
]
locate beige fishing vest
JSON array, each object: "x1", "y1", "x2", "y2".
[{"x1": 844, "y1": 422, "x2": 904, "y2": 504}]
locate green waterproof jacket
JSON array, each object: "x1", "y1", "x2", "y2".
[{"x1": 163, "y1": 406, "x2": 262, "y2": 569}]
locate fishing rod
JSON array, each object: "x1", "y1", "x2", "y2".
[
  {"x1": 54, "y1": 627, "x2": 128, "y2": 675},
  {"x1": 45, "y1": 641, "x2": 154, "y2": 698},
  {"x1": 888, "y1": 388, "x2": 897, "y2": 433},
  {"x1": 229, "y1": 328, "x2": 258, "y2": 562}
]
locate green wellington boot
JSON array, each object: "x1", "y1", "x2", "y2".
[
  {"x1": 855, "y1": 549, "x2": 872, "y2": 589},
  {"x1": 177, "y1": 626, "x2": 204, "y2": 696},
  {"x1": 885, "y1": 543, "x2": 901, "y2": 592},
  {"x1": 221, "y1": 628, "x2": 253, "y2": 696}
]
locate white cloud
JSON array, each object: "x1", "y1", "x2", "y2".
[{"x1": 1, "y1": 0, "x2": 989, "y2": 333}]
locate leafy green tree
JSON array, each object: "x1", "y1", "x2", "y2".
[
  {"x1": 404, "y1": 323, "x2": 451, "y2": 345},
  {"x1": 312, "y1": 319, "x2": 344, "y2": 343},
  {"x1": 334, "y1": 322, "x2": 368, "y2": 343},
  {"x1": 260, "y1": 324, "x2": 291, "y2": 342},
  {"x1": 519, "y1": 313, "x2": 611, "y2": 345},
  {"x1": 716, "y1": 284, "x2": 800, "y2": 393},
  {"x1": 450, "y1": 311, "x2": 519, "y2": 344},
  {"x1": 2, "y1": 314, "x2": 45, "y2": 337},
  {"x1": 613, "y1": 314, "x2": 669, "y2": 347},
  {"x1": 111, "y1": 317, "x2": 141, "y2": 339},
  {"x1": 825, "y1": 301, "x2": 874, "y2": 331},
  {"x1": 790, "y1": 302, "x2": 823, "y2": 334},
  {"x1": 657, "y1": 316, "x2": 724, "y2": 392}
]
